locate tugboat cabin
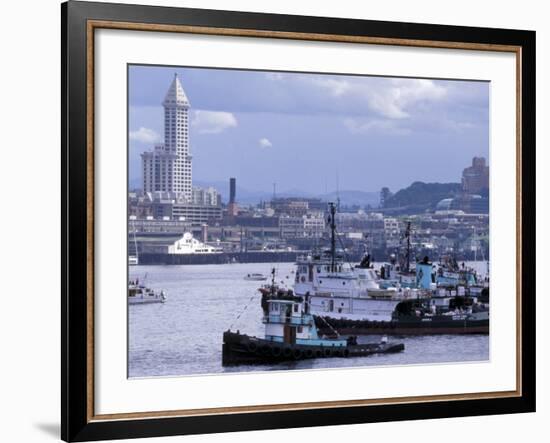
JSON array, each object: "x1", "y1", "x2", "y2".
[{"x1": 263, "y1": 296, "x2": 347, "y2": 348}]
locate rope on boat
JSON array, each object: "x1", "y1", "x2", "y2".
[
  {"x1": 317, "y1": 315, "x2": 340, "y2": 338},
  {"x1": 229, "y1": 292, "x2": 258, "y2": 330}
]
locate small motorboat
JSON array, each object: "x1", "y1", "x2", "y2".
[
  {"x1": 244, "y1": 273, "x2": 268, "y2": 281},
  {"x1": 128, "y1": 280, "x2": 166, "y2": 305}
]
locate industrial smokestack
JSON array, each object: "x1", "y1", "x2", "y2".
[{"x1": 229, "y1": 177, "x2": 236, "y2": 204}]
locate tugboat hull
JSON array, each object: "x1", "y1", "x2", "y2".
[{"x1": 222, "y1": 331, "x2": 404, "y2": 366}]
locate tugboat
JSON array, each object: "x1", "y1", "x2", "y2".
[
  {"x1": 434, "y1": 255, "x2": 489, "y2": 299},
  {"x1": 128, "y1": 279, "x2": 167, "y2": 305},
  {"x1": 222, "y1": 269, "x2": 405, "y2": 366}
]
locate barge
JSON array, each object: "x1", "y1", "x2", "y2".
[{"x1": 315, "y1": 297, "x2": 489, "y2": 335}]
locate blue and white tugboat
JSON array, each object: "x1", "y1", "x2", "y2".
[{"x1": 222, "y1": 270, "x2": 405, "y2": 366}]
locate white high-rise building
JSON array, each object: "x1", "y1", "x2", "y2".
[
  {"x1": 192, "y1": 187, "x2": 221, "y2": 206},
  {"x1": 141, "y1": 74, "x2": 193, "y2": 200}
]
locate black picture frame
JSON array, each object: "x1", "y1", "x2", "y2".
[{"x1": 62, "y1": 1, "x2": 536, "y2": 441}]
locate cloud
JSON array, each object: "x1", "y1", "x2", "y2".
[
  {"x1": 369, "y1": 79, "x2": 447, "y2": 119},
  {"x1": 307, "y1": 76, "x2": 447, "y2": 119},
  {"x1": 343, "y1": 118, "x2": 411, "y2": 136},
  {"x1": 259, "y1": 138, "x2": 273, "y2": 148},
  {"x1": 129, "y1": 127, "x2": 161, "y2": 144},
  {"x1": 313, "y1": 78, "x2": 351, "y2": 97},
  {"x1": 192, "y1": 110, "x2": 237, "y2": 134}
]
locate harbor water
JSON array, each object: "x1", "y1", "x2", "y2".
[{"x1": 129, "y1": 262, "x2": 489, "y2": 378}]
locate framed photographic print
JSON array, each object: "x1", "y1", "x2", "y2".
[{"x1": 61, "y1": 1, "x2": 536, "y2": 441}]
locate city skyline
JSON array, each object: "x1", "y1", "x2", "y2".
[{"x1": 129, "y1": 65, "x2": 490, "y2": 195}]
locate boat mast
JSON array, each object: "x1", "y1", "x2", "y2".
[
  {"x1": 270, "y1": 267, "x2": 276, "y2": 295},
  {"x1": 132, "y1": 220, "x2": 139, "y2": 262},
  {"x1": 473, "y1": 225, "x2": 477, "y2": 262},
  {"x1": 405, "y1": 221, "x2": 411, "y2": 273},
  {"x1": 329, "y1": 202, "x2": 337, "y2": 273}
]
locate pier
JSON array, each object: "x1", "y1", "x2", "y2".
[{"x1": 138, "y1": 250, "x2": 365, "y2": 265}]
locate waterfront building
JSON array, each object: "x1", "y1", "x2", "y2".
[
  {"x1": 128, "y1": 192, "x2": 154, "y2": 219},
  {"x1": 383, "y1": 217, "x2": 401, "y2": 248},
  {"x1": 271, "y1": 197, "x2": 325, "y2": 216},
  {"x1": 128, "y1": 190, "x2": 222, "y2": 224},
  {"x1": 171, "y1": 203, "x2": 222, "y2": 224},
  {"x1": 141, "y1": 145, "x2": 177, "y2": 193},
  {"x1": 141, "y1": 73, "x2": 192, "y2": 200},
  {"x1": 127, "y1": 217, "x2": 191, "y2": 234},
  {"x1": 303, "y1": 214, "x2": 326, "y2": 236},
  {"x1": 192, "y1": 186, "x2": 222, "y2": 206},
  {"x1": 462, "y1": 157, "x2": 489, "y2": 194},
  {"x1": 221, "y1": 215, "x2": 279, "y2": 228},
  {"x1": 279, "y1": 213, "x2": 325, "y2": 238}
]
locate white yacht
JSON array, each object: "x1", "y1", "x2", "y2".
[{"x1": 168, "y1": 232, "x2": 223, "y2": 254}]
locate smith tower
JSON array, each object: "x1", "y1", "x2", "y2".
[
  {"x1": 163, "y1": 73, "x2": 192, "y2": 199},
  {"x1": 141, "y1": 73, "x2": 193, "y2": 200}
]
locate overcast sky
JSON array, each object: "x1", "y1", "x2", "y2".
[{"x1": 128, "y1": 64, "x2": 489, "y2": 194}]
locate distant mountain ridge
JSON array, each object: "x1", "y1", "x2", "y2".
[{"x1": 128, "y1": 178, "x2": 462, "y2": 210}]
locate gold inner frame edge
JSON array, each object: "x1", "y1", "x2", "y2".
[{"x1": 85, "y1": 19, "x2": 523, "y2": 422}]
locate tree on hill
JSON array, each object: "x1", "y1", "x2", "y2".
[
  {"x1": 379, "y1": 187, "x2": 393, "y2": 208},
  {"x1": 383, "y1": 181, "x2": 462, "y2": 209}
]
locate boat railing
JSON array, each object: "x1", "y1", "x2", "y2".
[{"x1": 262, "y1": 316, "x2": 312, "y2": 326}]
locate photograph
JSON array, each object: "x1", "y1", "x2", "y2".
[
  {"x1": 127, "y1": 65, "x2": 491, "y2": 378},
  {"x1": 56, "y1": 1, "x2": 537, "y2": 440}
]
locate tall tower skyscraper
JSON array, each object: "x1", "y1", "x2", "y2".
[
  {"x1": 163, "y1": 73, "x2": 192, "y2": 198},
  {"x1": 141, "y1": 73, "x2": 193, "y2": 200}
]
